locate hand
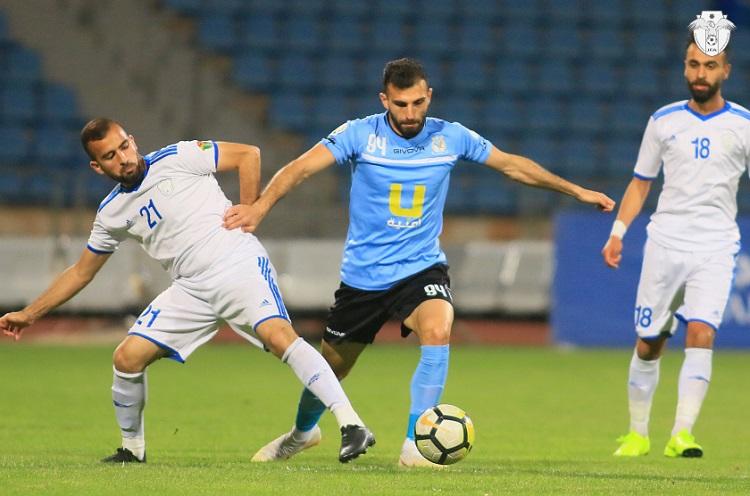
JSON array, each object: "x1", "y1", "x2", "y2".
[
  {"x1": 0, "y1": 311, "x2": 34, "y2": 341},
  {"x1": 602, "y1": 236, "x2": 623, "y2": 269},
  {"x1": 223, "y1": 203, "x2": 266, "y2": 233},
  {"x1": 576, "y1": 189, "x2": 616, "y2": 212}
]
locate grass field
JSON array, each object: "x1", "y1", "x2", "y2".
[{"x1": 1, "y1": 342, "x2": 748, "y2": 495}]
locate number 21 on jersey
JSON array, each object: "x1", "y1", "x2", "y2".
[{"x1": 139, "y1": 198, "x2": 163, "y2": 229}]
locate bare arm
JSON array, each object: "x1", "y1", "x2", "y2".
[
  {"x1": 215, "y1": 142, "x2": 262, "y2": 205},
  {"x1": 0, "y1": 248, "x2": 111, "y2": 340},
  {"x1": 223, "y1": 143, "x2": 337, "y2": 232},
  {"x1": 483, "y1": 146, "x2": 616, "y2": 211},
  {"x1": 601, "y1": 177, "x2": 652, "y2": 269}
]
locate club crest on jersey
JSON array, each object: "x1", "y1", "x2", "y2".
[
  {"x1": 689, "y1": 11, "x2": 735, "y2": 56},
  {"x1": 157, "y1": 179, "x2": 174, "y2": 196},
  {"x1": 431, "y1": 135, "x2": 446, "y2": 153},
  {"x1": 196, "y1": 140, "x2": 213, "y2": 151}
]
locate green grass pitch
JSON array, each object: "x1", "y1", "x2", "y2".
[{"x1": 1, "y1": 343, "x2": 748, "y2": 495}]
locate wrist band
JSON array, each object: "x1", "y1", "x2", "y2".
[{"x1": 610, "y1": 220, "x2": 627, "y2": 239}]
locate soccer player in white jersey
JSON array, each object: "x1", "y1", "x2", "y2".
[
  {"x1": 603, "y1": 39, "x2": 750, "y2": 458},
  {"x1": 0, "y1": 118, "x2": 375, "y2": 464},
  {"x1": 223, "y1": 58, "x2": 615, "y2": 467}
]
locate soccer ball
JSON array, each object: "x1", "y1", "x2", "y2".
[{"x1": 414, "y1": 404, "x2": 475, "y2": 465}]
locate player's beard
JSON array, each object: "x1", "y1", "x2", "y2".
[
  {"x1": 118, "y1": 157, "x2": 146, "y2": 187},
  {"x1": 392, "y1": 117, "x2": 425, "y2": 139},
  {"x1": 688, "y1": 78, "x2": 721, "y2": 104}
]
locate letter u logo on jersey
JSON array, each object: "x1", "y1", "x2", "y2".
[{"x1": 389, "y1": 184, "x2": 426, "y2": 217}]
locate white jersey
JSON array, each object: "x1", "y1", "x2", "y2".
[
  {"x1": 634, "y1": 100, "x2": 750, "y2": 252},
  {"x1": 87, "y1": 140, "x2": 259, "y2": 279}
]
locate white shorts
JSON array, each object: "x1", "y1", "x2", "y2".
[
  {"x1": 128, "y1": 244, "x2": 289, "y2": 362},
  {"x1": 634, "y1": 238, "x2": 737, "y2": 339}
]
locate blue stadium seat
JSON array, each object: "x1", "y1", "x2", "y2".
[
  {"x1": 0, "y1": 12, "x2": 9, "y2": 44},
  {"x1": 414, "y1": 21, "x2": 454, "y2": 55},
  {"x1": 325, "y1": 17, "x2": 368, "y2": 54},
  {"x1": 208, "y1": 0, "x2": 244, "y2": 14},
  {"x1": 33, "y1": 125, "x2": 78, "y2": 166},
  {"x1": 588, "y1": 29, "x2": 626, "y2": 60},
  {"x1": 198, "y1": 13, "x2": 236, "y2": 53},
  {"x1": 317, "y1": 54, "x2": 360, "y2": 93},
  {"x1": 623, "y1": 62, "x2": 662, "y2": 97},
  {"x1": 526, "y1": 98, "x2": 565, "y2": 134},
  {"x1": 0, "y1": 83, "x2": 36, "y2": 122},
  {"x1": 672, "y1": 1, "x2": 714, "y2": 27},
  {"x1": 482, "y1": 99, "x2": 523, "y2": 137},
  {"x1": 487, "y1": 60, "x2": 532, "y2": 95},
  {"x1": 518, "y1": 135, "x2": 559, "y2": 170},
  {"x1": 446, "y1": 57, "x2": 490, "y2": 96},
  {"x1": 431, "y1": 98, "x2": 480, "y2": 127},
  {"x1": 277, "y1": 54, "x2": 316, "y2": 91},
  {"x1": 233, "y1": 52, "x2": 274, "y2": 91},
  {"x1": 559, "y1": 137, "x2": 600, "y2": 180},
  {"x1": 462, "y1": 0, "x2": 500, "y2": 19},
  {"x1": 0, "y1": 168, "x2": 24, "y2": 202},
  {"x1": 545, "y1": 0, "x2": 586, "y2": 23},
  {"x1": 544, "y1": 27, "x2": 583, "y2": 60},
  {"x1": 163, "y1": 0, "x2": 201, "y2": 15},
  {"x1": 602, "y1": 138, "x2": 640, "y2": 180},
  {"x1": 499, "y1": 26, "x2": 541, "y2": 58},
  {"x1": 497, "y1": 0, "x2": 544, "y2": 22},
  {"x1": 268, "y1": 92, "x2": 310, "y2": 132},
  {"x1": 245, "y1": 0, "x2": 286, "y2": 14},
  {"x1": 376, "y1": 0, "x2": 414, "y2": 16},
  {"x1": 310, "y1": 95, "x2": 354, "y2": 131},
  {"x1": 239, "y1": 12, "x2": 280, "y2": 51},
  {"x1": 456, "y1": 19, "x2": 495, "y2": 56},
  {"x1": 632, "y1": 30, "x2": 669, "y2": 61},
  {"x1": 581, "y1": 63, "x2": 618, "y2": 96},
  {"x1": 666, "y1": 66, "x2": 689, "y2": 100},
  {"x1": 417, "y1": 0, "x2": 454, "y2": 20},
  {"x1": 6, "y1": 44, "x2": 42, "y2": 83},
  {"x1": 283, "y1": 18, "x2": 324, "y2": 53},
  {"x1": 330, "y1": 0, "x2": 369, "y2": 16},
  {"x1": 536, "y1": 60, "x2": 574, "y2": 96},
  {"x1": 628, "y1": 0, "x2": 667, "y2": 26},
  {"x1": 567, "y1": 99, "x2": 607, "y2": 136},
  {"x1": 0, "y1": 125, "x2": 30, "y2": 163},
  {"x1": 287, "y1": 0, "x2": 328, "y2": 15},
  {"x1": 584, "y1": 0, "x2": 625, "y2": 25},
  {"x1": 371, "y1": 19, "x2": 408, "y2": 53},
  {"x1": 40, "y1": 83, "x2": 79, "y2": 124},
  {"x1": 473, "y1": 179, "x2": 519, "y2": 215},
  {"x1": 609, "y1": 99, "x2": 651, "y2": 137},
  {"x1": 350, "y1": 95, "x2": 382, "y2": 118}
]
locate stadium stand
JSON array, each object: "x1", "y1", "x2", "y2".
[{"x1": 2, "y1": 0, "x2": 750, "y2": 215}]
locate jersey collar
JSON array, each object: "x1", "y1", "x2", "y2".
[{"x1": 684, "y1": 100, "x2": 730, "y2": 121}]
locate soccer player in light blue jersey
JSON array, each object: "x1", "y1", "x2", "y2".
[{"x1": 225, "y1": 58, "x2": 615, "y2": 466}]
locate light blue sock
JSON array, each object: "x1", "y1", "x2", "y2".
[
  {"x1": 294, "y1": 388, "x2": 326, "y2": 432},
  {"x1": 406, "y1": 345, "x2": 450, "y2": 440}
]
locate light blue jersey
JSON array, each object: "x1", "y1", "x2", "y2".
[{"x1": 322, "y1": 112, "x2": 492, "y2": 290}]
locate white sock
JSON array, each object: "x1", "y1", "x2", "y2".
[
  {"x1": 282, "y1": 337, "x2": 363, "y2": 428},
  {"x1": 627, "y1": 350, "x2": 660, "y2": 437},
  {"x1": 112, "y1": 367, "x2": 146, "y2": 460},
  {"x1": 672, "y1": 348, "x2": 712, "y2": 436}
]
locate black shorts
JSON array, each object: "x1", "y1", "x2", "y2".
[{"x1": 324, "y1": 264, "x2": 453, "y2": 345}]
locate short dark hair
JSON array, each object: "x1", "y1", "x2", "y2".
[
  {"x1": 80, "y1": 117, "x2": 120, "y2": 159},
  {"x1": 685, "y1": 34, "x2": 731, "y2": 63},
  {"x1": 382, "y1": 58, "x2": 428, "y2": 91}
]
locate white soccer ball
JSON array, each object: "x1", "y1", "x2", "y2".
[{"x1": 414, "y1": 404, "x2": 475, "y2": 465}]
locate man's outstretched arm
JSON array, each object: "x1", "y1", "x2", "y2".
[
  {"x1": 0, "y1": 248, "x2": 110, "y2": 340},
  {"x1": 483, "y1": 146, "x2": 616, "y2": 212}
]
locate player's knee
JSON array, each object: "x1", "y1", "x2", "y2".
[
  {"x1": 417, "y1": 323, "x2": 451, "y2": 345},
  {"x1": 685, "y1": 323, "x2": 715, "y2": 348},
  {"x1": 112, "y1": 345, "x2": 147, "y2": 374}
]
